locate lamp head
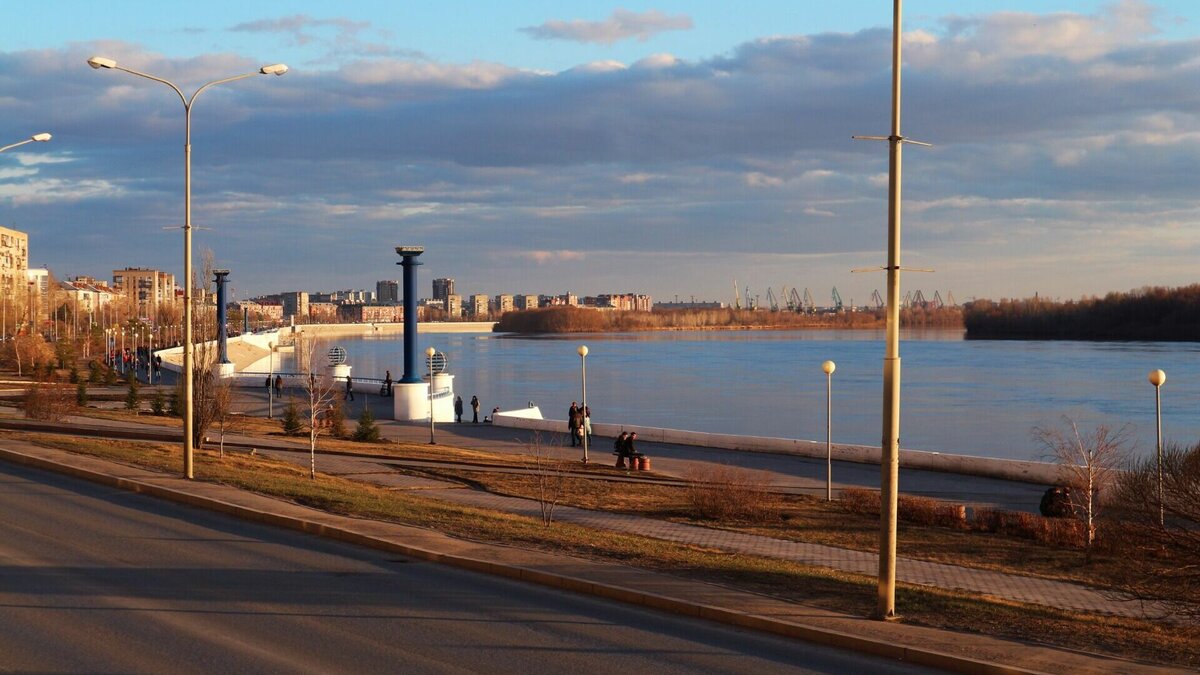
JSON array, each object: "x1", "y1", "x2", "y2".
[
  {"x1": 31, "y1": 133, "x2": 51, "y2": 142},
  {"x1": 87, "y1": 56, "x2": 117, "y2": 70},
  {"x1": 425, "y1": 346, "x2": 436, "y2": 357},
  {"x1": 577, "y1": 345, "x2": 588, "y2": 357},
  {"x1": 1149, "y1": 369, "x2": 1166, "y2": 387},
  {"x1": 259, "y1": 63, "x2": 289, "y2": 76},
  {"x1": 822, "y1": 360, "x2": 836, "y2": 375}
]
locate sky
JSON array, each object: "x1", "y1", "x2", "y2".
[{"x1": 3, "y1": 1, "x2": 1200, "y2": 304}]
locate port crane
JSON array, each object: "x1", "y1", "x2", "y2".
[
  {"x1": 931, "y1": 290, "x2": 944, "y2": 309},
  {"x1": 766, "y1": 287, "x2": 780, "y2": 311},
  {"x1": 871, "y1": 289, "x2": 884, "y2": 309},
  {"x1": 831, "y1": 287, "x2": 844, "y2": 312},
  {"x1": 802, "y1": 288, "x2": 815, "y2": 313}
]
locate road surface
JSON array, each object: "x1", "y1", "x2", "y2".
[{"x1": 0, "y1": 460, "x2": 937, "y2": 674}]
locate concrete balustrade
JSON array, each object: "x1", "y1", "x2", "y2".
[{"x1": 492, "y1": 409, "x2": 1063, "y2": 486}]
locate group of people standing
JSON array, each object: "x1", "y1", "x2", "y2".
[
  {"x1": 567, "y1": 402, "x2": 592, "y2": 447},
  {"x1": 454, "y1": 395, "x2": 480, "y2": 423}
]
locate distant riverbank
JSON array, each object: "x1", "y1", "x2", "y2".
[
  {"x1": 964, "y1": 285, "x2": 1200, "y2": 340},
  {"x1": 494, "y1": 306, "x2": 962, "y2": 334}
]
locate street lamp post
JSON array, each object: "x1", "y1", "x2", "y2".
[
  {"x1": 0, "y1": 132, "x2": 51, "y2": 154},
  {"x1": 822, "y1": 360, "x2": 836, "y2": 501},
  {"x1": 426, "y1": 346, "x2": 436, "y2": 445},
  {"x1": 268, "y1": 341, "x2": 276, "y2": 419},
  {"x1": 88, "y1": 56, "x2": 288, "y2": 479},
  {"x1": 1149, "y1": 369, "x2": 1166, "y2": 526},
  {"x1": 578, "y1": 345, "x2": 589, "y2": 464}
]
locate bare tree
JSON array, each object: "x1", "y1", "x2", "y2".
[
  {"x1": 211, "y1": 380, "x2": 237, "y2": 457},
  {"x1": 297, "y1": 333, "x2": 340, "y2": 479},
  {"x1": 1107, "y1": 442, "x2": 1200, "y2": 618},
  {"x1": 529, "y1": 433, "x2": 568, "y2": 526},
  {"x1": 1034, "y1": 417, "x2": 1129, "y2": 549}
]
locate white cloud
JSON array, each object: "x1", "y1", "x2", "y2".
[{"x1": 521, "y1": 9, "x2": 693, "y2": 45}]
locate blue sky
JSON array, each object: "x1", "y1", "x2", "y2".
[{"x1": 4, "y1": 1, "x2": 1200, "y2": 303}]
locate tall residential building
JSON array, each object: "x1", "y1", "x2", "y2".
[
  {"x1": 470, "y1": 294, "x2": 490, "y2": 318},
  {"x1": 376, "y1": 279, "x2": 400, "y2": 304},
  {"x1": 281, "y1": 291, "x2": 309, "y2": 319},
  {"x1": 494, "y1": 294, "x2": 514, "y2": 314},
  {"x1": 446, "y1": 293, "x2": 462, "y2": 318},
  {"x1": 0, "y1": 226, "x2": 29, "y2": 300},
  {"x1": 112, "y1": 267, "x2": 177, "y2": 319},
  {"x1": 515, "y1": 294, "x2": 539, "y2": 311},
  {"x1": 433, "y1": 277, "x2": 455, "y2": 304}
]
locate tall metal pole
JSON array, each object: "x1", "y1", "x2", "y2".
[
  {"x1": 183, "y1": 103, "x2": 195, "y2": 478},
  {"x1": 268, "y1": 343, "x2": 275, "y2": 419}
]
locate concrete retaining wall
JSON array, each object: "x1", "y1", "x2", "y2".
[{"x1": 492, "y1": 411, "x2": 1062, "y2": 486}]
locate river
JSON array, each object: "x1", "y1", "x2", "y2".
[{"x1": 288, "y1": 328, "x2": 1199, "y2": 462}]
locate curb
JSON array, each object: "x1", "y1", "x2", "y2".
[{"x1": 0, "y1": 445, "x2": 1048, "y2": 675}]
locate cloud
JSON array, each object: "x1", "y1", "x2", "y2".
[
  {"x1": 517, "y1": 250, "x2": 586, "y2": 264},
  {"x1": 229, "y1": 14, "x2": 424, "y2": 62},
  {"x1": 8, "y1": 1, "x2": 1200, "y2": 304},
  {"x1": 521, "y1": 9, "x2": 693, "y2": 45}
]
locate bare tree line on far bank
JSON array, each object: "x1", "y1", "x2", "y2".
[
  {"x1": 493, "y1": 305, "x2": 963, "y2": 333},
  {"x1": 963, "y1": 284, "x2": 1200, "y2": 340}
]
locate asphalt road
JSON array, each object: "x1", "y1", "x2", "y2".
[{"x1": 0, "y1": 460, "x2": 938, "y2": 674}]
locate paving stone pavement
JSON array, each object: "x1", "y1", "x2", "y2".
[{"x1": 261, "y1": 448, "x2": 1168, "y2": 621}]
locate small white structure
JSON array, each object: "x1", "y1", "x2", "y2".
[{"x1": 394, "y1": 350, "x2": 455, "y2": 422}]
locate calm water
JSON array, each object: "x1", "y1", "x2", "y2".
[{"x1": 295, "y1": 329, "x2": 1200, "y2": 462}]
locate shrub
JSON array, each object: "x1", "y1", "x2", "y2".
[
  {"x1": 841, "y1": 488, "x2": 966, "y2": 528},
  {"x1": 167, "y1": 389, "x2": 182, "y2": 417},
  {"x1": 88, "y1": 360, "x2": 103, "y2": 383},
  {"x1": 104, "y1": 365, "x2": 117, "y2": 386},
  {"x1": 125, "y1": 379, "x2": 140, "y2": 410},
  {"x1": 683, "y1": 464, "x2": 778, "y2": 522},
  {"x1": 68, "y1": 366, "x2": 79, "y2": 384},
  {"x1": 150, "y1": 391, "x2": 165, "y2": 416},
  {"x1": 281, "y1": 399, "x2": 303, "y2": 436},
  {"x1": 352, "y1": 405, "x2": 380, "y2": 442},
  {"x1": 75, "y1": 382, "x2": 88, "y2": 407},
  {"x1": 326, "y1": 400, "x2": 346, "y2": 438},
  {"x1": 24, "y1": 383, "x2": 72, "y2": 421}
]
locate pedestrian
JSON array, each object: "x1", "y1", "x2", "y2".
[
  {"x1": 614, "y1": 431, "x2": 629, "y2": 467},
  {"x1": 454, "y1": 395, "x2": 463, "y2": 423},
  {"x1": 345, "y1": 375, "x2": 355, "y2": 401},
  {"x1": 384, "y1": 370, "x2": 392, "y2": 396},
  {"x1": 266, "y1": 375, "x2": 272, "y2": 390},
  {"x1": 582, "y1": 407, "x2": 592, "y2": 445},
  {"x1": 471, "y1": 395, "x2": 480, "y2": 423},
  {"x1": 568, "y1": 401, "x2": 580, "y2": 446},
  {"x1": 274, "y1": 375, "x2": 283, "y2": 396}
]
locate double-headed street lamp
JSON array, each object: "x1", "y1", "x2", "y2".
[
  {"x1": 88, "y1": 56, "x2": 287, "y2": 479},
  {"x1": 0, "y1": 133, "x2": 51, "y2": 154}
]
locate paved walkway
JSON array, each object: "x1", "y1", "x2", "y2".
[{"x1": 252, "y1": 447, "x2": 1174, "y2": 621}]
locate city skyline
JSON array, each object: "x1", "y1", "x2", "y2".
[{"x1": 4, "y1": 2, "x2": 1200, "y2": 302}]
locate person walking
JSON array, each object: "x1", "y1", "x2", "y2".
[
  {"x1": 470, "y1": 395, "x2": 480, "y2": 423},
  {"x1": 274, "y1": 375, "x2": 283, "y2": 396},
  {"x1": 583, "y1": 406, "x2": 593, "y2": 446},
  {"x1": 345, "y1": 375, "x2": 355, "y2": 401},
  {"x1": 384, "y1": 370, "x2": 392, "y2": 397},
  {"x1": 454, "y1": 395, "x2": 464, "y2": 423},
  {"x1": 568, "y1": 402, "x2": 580, "y2": 447}
]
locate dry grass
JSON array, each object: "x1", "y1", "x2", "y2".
[{"x1": 682, "y1": 464, "x2": 779, "y2": 521}]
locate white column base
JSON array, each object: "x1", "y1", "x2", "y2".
[
  {"x1": 394, "y1": 376, "x2": 454, "y2": 422},
  {"x1": 213, "y1": 362, "x2": 236, "y2": 378}
]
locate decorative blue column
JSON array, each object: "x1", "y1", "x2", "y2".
[
  {"x1": 395, "y1": 246, "x2": 424, "y2": 383},
  {"x1": 213, "y1": 269, "x2": 231, "y2": 364}
]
